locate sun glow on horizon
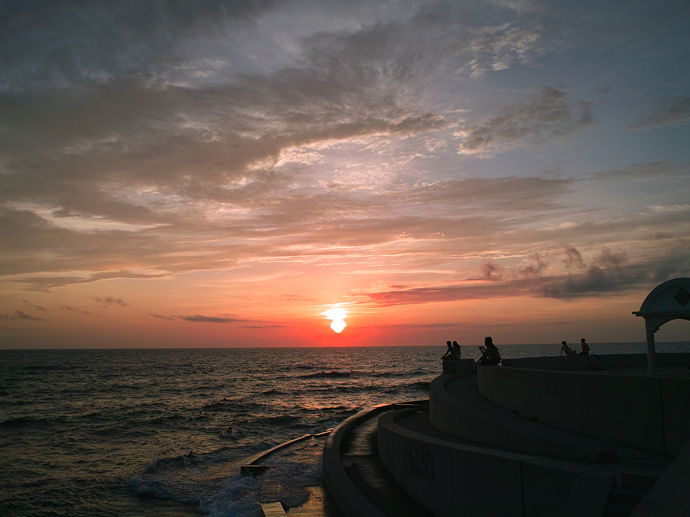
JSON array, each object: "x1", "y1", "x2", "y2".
[{"x1": 322, "y1": 307, "x2": 348, "y2": 333}]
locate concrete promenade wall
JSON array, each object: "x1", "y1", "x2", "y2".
[
  {"x1": 501, "y1": 353, "x2": 690, "y2": 371},
  {"x1": 379, "y1": 408, "x2": 533, "y2": 516},
  {"x1": 429, "y1": 374, "x2": 618, "y2": 463},
  {"x1": 378, "y1": 408, "x2": 614, "y2": 517},
  {"x1": 476, "y1": 361, "x2": 690, "y2": 456}
]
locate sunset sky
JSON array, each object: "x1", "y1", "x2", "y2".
[{"x1": 1, "y1": 0, "x2": 689, "y2": 348}]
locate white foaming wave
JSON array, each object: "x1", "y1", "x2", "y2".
[
  {"x1": 199, "y1": 444, "x2": 324, "y2": 516},
  {"x1": 199, "y1": 475, "x2": 263, "y2": 517},
  {"x1": 125, "y1": 475, "x2": 199, "y2": 504}
]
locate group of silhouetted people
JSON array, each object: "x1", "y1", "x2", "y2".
[
  {"x1": 442, "y1": 336, "x2": 593, "y2": 365},
  {"x1": 560, "y1": 338, "x2": 590, "y2": 356},
  {"x1": 477, "y1": 337, "x2": 501, "y2": 365},
  {"x1": 441, "y1": 340, "x2": 462, "y2": 360},
  {"x1": 442, "y1": 337, "x2": 501, "y2": 366}
]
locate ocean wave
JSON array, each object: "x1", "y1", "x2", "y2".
[
  {"x1": 148, "y1": 413, "x2": 187, "y2": 424},
  {"x1": 202, "y1": 400, "x2": 264, "y2": 410},
  {"x1": 198, "y1": 457, "x2": 322, "y2": 516},
  {"x1": 260, "y1": 389, "x2": 283, "y2": 396},
  {"x1": 126, "y1": 475, "x2": 200, "y2": 505},
  {"x1": 296, "y1": 404, "x2": 359, "y2": 413},
  {"x1": 198, "y1": 475, "x2": 263, "y2": 517},
  {"x1": 256, "y1": 415, "x2": 300, "y2": 426},
  {"x1": 0, "y1": 415, "x2": 64, "y2": 428},
  {"x1": 142, "y1": 450, "x2": 208, "y2": 475},
  {"x1": 409, "y1": 381, "x2": 431, "y2": 390},
  {"x1": 298, "y1": 370, "x2": 354, "y2": 379}
]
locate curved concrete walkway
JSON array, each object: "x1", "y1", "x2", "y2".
[{"x1": 322, "y1": 401, "x2": 431, "y2": 517}]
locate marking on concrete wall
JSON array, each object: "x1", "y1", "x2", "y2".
[{"x1": 404, "y1": 440, "x2": 435, "y2": 482}]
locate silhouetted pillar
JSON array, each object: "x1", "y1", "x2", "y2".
[{"x1": 645, "y1": 323, "x2": 657, "y2": 376}]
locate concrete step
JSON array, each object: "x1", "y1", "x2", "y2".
[
  {"x1": 341, "y1": 419, "x2": 434, "y2": 517},
  {"x1": 620, "y1": 472, "x2": 659, "y2": 491},
  {"x1": 603, "y1": 503, "x2": 637, "y2": 517},
  {"x1": 608, "y1": 487, "x2": 645, "y2": 506},
  {"x1": 262, "y1": 502, "x2": 288, "y2": 516},
  {"x1": 325, "y1": 402, "x2": 434, "y2": 517}
]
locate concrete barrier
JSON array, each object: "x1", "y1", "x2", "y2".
[
  {"x1": 430, "y1": 373, "x2": 617, "y2": 463},
  {"x1": 379, "y1": 408, "x2": 533, "y2": 516},
  {"x1": 442, "y1": 358, "x2": 476, "y2": 376},
  {"x1": 476, "y1": 359, "x2": 690, "y2": 456},
  {"x1": 661, "y1": 378, "x2": 690, "y2": 455},
  {"x1": 380, "y1": 408, "x2": 615, "y2": 517},
  {"x1": 501, "y1": 353, "x2": 690, "y2": 371}
]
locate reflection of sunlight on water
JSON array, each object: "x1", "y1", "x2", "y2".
[{"x1": 321, "y1": 308, "x2": 347, "y2": 333}]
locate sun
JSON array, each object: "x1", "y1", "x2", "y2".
[{"x1": 321, "y1": 307, "x2": 348, "y2": 333}]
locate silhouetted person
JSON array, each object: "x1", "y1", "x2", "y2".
[
  {"x1": 477, "y1": 337, "x2": 500, "y2": 365},
  {"x1": 560, "y1": 341, "x2": 576, "y2": 356},
  {"x1": 579, "y1": 338, "x2": 590, "y2": 355},
  {"x1": 441, "y1": 341, "x2": 455, "y2": 360},
  {"x1": 452, "y1": 341, "x2": 461, "y2": 360}
]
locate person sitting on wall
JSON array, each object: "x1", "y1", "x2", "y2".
[
  {"x1": 560, "y1": 341, "x2": 576, "y2": 356},
  {"x1": 441, "y1": 341, "x2": 456, "y2": 360},
  {"x1": 579, "y1": 338, "x2": 590, "y2": 355},
  {"x1": 452, "y1": 341, "x2": 461, "y2": 360},
  {"x1": 477, "y1": 337, "x2": 501, "y2": 366}
]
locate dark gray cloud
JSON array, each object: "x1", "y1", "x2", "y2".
[
  {"x1": 532, "y1": 266, "x2": 640, "y2": 299},
  {"x1": 0, "y1": 0, "x2": 552, "y2": 237},
  {"x1": 370, "y1": 322, "x2": 465, "y2": 329},
  {"x1": 0, "y1": 0, "x2": 279, "y2": 94},
  {"x1": 629, "y1": 98, "x2": 690, "y2": 130},
  {"x1": 159, "y1": 314, "x2": 280, "y2": 327},
  {"x1": 364, "y1": 281, "x2": 533, "y2": 307},
  {"x1": 177, "y1": 315, "x2": 244, "y2": 323},
  {"x1": 0, "y1": 310, "x2": 45, "y2": 321},
  {"x1": 241, "y1": 324, "x2": 286, "y2": 329},
  {"x1": 60, "y1": 305, "x2": 93, "y2": 315},
  {"x1": 458, "y1": 87, "x2": 595, "y2": 155},
  {"x1": 93, "y1": 296, "x2": 129, "y2": 307},
  {"x1": 591, "y1": 162, "x2": 690, "y2": 182},
  {"x1": 592, "y1": 247, "x2": 628, "y2": 268},
  {"x1": 23, "y1": 299, "x2": 46, "y2": 311},
  {"x1": 384, "y1": 175, "x2": 575, "y2": 213},
  {"x1": 363, "y1": 245, "x2": 690, "y2": 305},
  {"x1": 481, "y1": 262, "x2": 503, "y2": 279},
  {"x1": 563, "y1": 245, "x2": 585, "y2": 269},
  {"x1": 13, "y1": 271, "x2": 168, "y2": 292},
  {"x1": 518, "y1": 253, "x2": 548, "y2": 278}
]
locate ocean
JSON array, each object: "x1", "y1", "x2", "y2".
[{"x1": 1, "y1": 343, "x2": 688, "y2": 516}]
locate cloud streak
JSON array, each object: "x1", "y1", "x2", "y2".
[
  {"x1": 94, "y1": 296, "x2": 129, "y2": 307},
  {"x1": 629, "y1": 98, "x2": 690, "y2": 130},
  {"x1": 0, "y1": 310, "x2": 45, "y2": 321},
  {"x1": 363, "y1": 245, "x2": 690, "y2": 306},
  {"x1": 457, "y1": 87, "x2": 595, "y2": 155}
]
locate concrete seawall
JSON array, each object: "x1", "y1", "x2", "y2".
[
  {"x1": 477, "y1": 354, "x2": 690, "y2": 456},
  {"x1": 324, "y1": 353, "x2": 688, "y2": 516}
]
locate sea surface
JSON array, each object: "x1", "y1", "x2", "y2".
[{"x1": 1, "y1": 343, "x2": 689, "y2": 517}]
